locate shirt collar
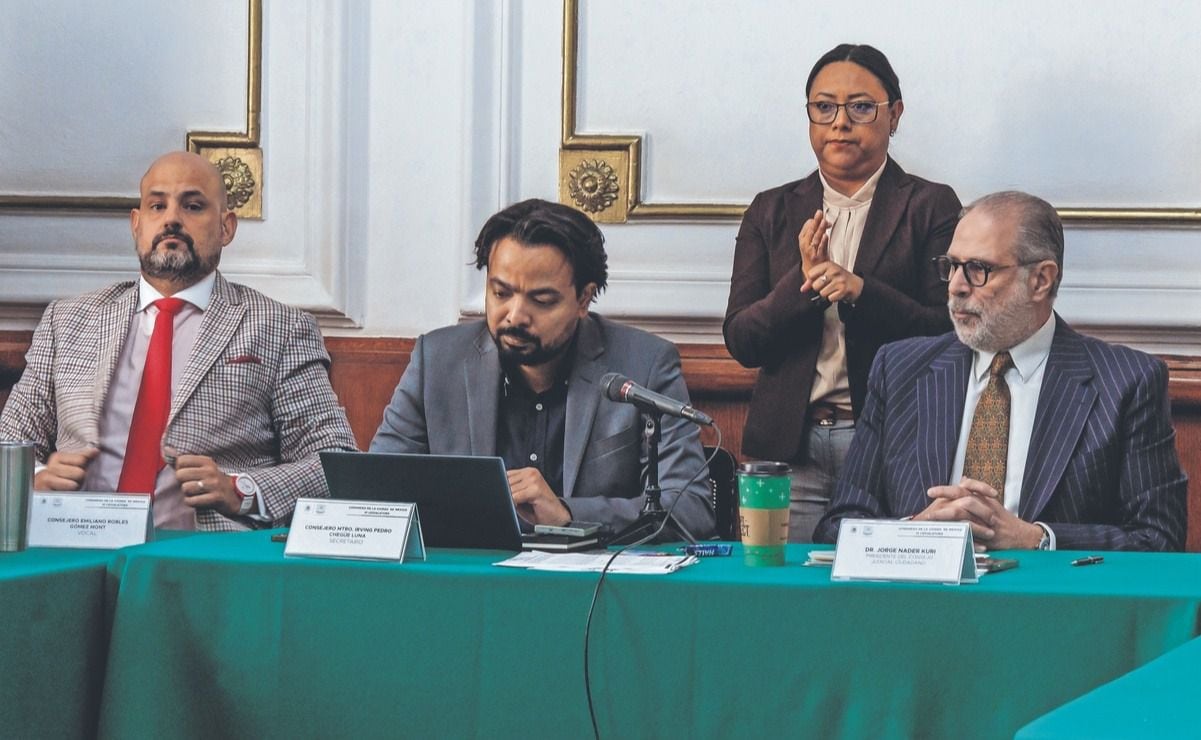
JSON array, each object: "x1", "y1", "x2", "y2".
[
  {"x1": 137, "y1": 271, "x2": 216, "y2": 313},
  {"x1": 971, "y1": 312, "x2": 1056, "y2": 383},
  {"x1": 819, "y1": 157, "x2": 888, "y2": 208}
]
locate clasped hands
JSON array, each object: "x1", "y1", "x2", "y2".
[
  {"x1": 913, "y1": 478, "x2": 1045, "y2": 550},
  {"x1": 35, "y1": 445, "x2": 245, "y2": 517},
  {"x1": 798, "y1": 209, "x2": 863, "y2": 304},
  {"x1": 507, "y1": 466, "x2": 571, "y2": 527}
]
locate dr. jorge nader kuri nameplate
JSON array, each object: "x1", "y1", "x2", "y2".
[
  {"x1": 831, "y1": 519, "x2": 976, "y2": 585},
  {"x1": 285, "y1": 498, "x2": 426, "y2": 562}
]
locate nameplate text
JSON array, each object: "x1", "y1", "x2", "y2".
[
  {"x1": 286, "y1": 498, "x2": 425, "y2": 562},
  {"x1": 27, "y1": 492, "x2": 152, "y2": 550},
  {"x1": 832, "y1": 518, "x2": 976, "y2": 584}
]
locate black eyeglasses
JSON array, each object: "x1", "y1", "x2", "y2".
[
  {"x1": 806, "y1": 100, "x2": 891, "y2": 125},
  {"x1": 932, "y1": 255, "x2": 1043, "y2": 287}
]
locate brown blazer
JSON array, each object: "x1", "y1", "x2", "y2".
[{"x1": 723, "y1": 158, "x2": 960, "y2": 462}]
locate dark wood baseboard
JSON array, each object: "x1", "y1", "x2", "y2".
[
  {"x1": 4, "y1": 330, "x2": 1200, "y2": 550},
  {"x1": 324, "y1": 337, "x2": 413, "y2": 450}
]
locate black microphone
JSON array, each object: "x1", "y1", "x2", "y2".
[{"x1": 599, "y1": 372, "x2": 714, "y2": 426}]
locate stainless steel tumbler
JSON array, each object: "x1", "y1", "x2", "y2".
[{"x1": 0, "y1": 442, "x2": 35, "y2": 552}]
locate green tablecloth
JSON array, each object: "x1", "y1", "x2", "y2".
[
  {"x1": 0, "y1": 547, "x2": 115, "y2": 739},
  {"x1": 96, "y1": 534, "x2": 1201, "y2": 740},
  {"x1": 1016, "y1": 635, "x2": 1201, "y2": 739}
]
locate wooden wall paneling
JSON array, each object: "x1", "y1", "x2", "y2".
[
  {"x1": 322, "y1": 337, "x2": 413, "y2": 450},
  {"x1": 677, "y1": 343, "x2": 754, "y2": 456},
  {"x1": 0, "y1": 331, "x2": 31, "y2": 412},
  {"x1": 2, "y1": 330, "x2": 1199, "y2": 551},
  {"x1": 1165, "y1": 356, "x2": 1201, "y2": 552}
]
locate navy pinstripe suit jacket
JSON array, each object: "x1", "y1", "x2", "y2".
[{"x1": 814, "y1": 316, "x2": 1187, "y2": 551}]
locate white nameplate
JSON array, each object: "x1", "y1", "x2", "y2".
[
  {"x1": 285, "y1": 498, "x2": 426, "y2": 562},
  {"x1": 26, "y1": 492, "x2": 152, "y2": 550},
  {"x1": 831, "y1": 518, "x2": 976, "y2": 585}
]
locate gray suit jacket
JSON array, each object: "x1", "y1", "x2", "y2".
[
  {"x1": 370, "y1": 314, "x2": 715, "y2": 538},
  {"x1": 0, "y1": 273, "x2": 358, "y2": 531}
]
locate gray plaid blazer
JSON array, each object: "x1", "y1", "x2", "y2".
[{"x1": 0, "y1": 272, "x2": 357, "y2": 531}]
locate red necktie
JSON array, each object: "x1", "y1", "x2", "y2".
[{"x1": 118, "y1": 297, "x2": 187, "y2": 494}]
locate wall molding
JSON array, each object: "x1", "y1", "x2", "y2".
[
  {"x1": 556, "y1": 0, "x2": 1201, "y2": 226},
  {"x1": 0, "y1": 0, "x2": 265, "y2": 220},
  {"x1": 0, "y1": 0, "x2": 360, "y2": 329}
]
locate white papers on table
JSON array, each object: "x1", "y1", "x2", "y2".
[
  {"x1": 805, "y1": 550, "x2": 835, "y2": 566},
  {"x1": 495, "y1": 550, "x2": 697, "y2": 574}
]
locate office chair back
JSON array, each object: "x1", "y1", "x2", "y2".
[{"x1": 704, "y1": 446, "x2": 738, "y2": 540}]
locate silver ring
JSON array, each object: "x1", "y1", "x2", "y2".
[
  {"x1": 818, "y1": 275, "x2": 828, "y2": 284},
  {"x1": 197, "y1": 480, "x2": 205, "y2": 492}
]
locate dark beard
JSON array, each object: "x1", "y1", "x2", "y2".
[
  {"x1": 139, "y1": 229, "x2": 215, "y2": 282},
  {"x1": 492, "y1": 326, "x2": 571, "y2": 368}
]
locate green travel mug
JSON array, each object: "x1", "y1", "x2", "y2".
[{"x1": 737, "y1": 461, "x2": 791, "y2": 566}]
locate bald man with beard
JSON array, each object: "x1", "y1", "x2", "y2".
[{"x1": 0, "y1": 152, "x2": 357, "y2": 531}]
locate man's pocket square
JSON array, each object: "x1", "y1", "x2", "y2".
[{"x1": 227, "y1": 354, "x2": 263, "y2": 365}]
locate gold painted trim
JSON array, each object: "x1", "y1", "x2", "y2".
[
  {"x1": 559, "y1": 0, "x2": 1201, "y2": 226},
  {"x1": 1055, "y1": 208, "x2": 1201, "y2": 225},
  {"x1": 186, "y1": 0, "x2": 262, "y2": 151},
  {"x1": 0, "y1": 196, "x2": 136, "y2": 213},
  {"x1": 0, "y1": 0, "x2": 263, "y2": 217},
  {"x1": 559, "y1": 0, "x2": 741, "y2": 222}
]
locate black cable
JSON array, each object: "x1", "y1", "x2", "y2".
[{"x1": 582, "y1": 426, "x2": 724, "y2": 740}]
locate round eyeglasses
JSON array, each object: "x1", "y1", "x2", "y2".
[
  {"x1": 932, "y1": 255, "x2": 1043, "y2": 287},
  {"x1": 806, "y1": 100, "x2": 891, "y2": 125}
]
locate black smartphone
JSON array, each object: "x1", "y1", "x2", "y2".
[
  {"x1": 979, "y1": 557, "x2": 1019, "y2": 573},
  {"x1": 533, "y1": 521, "x2": 602, "y2": 537}
]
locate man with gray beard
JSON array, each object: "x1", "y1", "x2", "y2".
[
  {"x1": 814, "y1": 191, "x2": 1186, "y2": 551},
  {"x1": 0, "y1": 152, "x2": 357, "y2": 531}
]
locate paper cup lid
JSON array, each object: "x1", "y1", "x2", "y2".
[{"x1": 738, "y1": 461, "x2": 791, "y2": 476}]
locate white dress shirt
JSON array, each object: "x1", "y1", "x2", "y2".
[
  {"x1": 810, "y1": 159, "x2": 888, "y2": 410},
  {"x1": 951, "y1": 313, "x2": 1057, "y2": 546},
  {"x1": 87, "y1": 274, "x2": 215, "y2": 529}
]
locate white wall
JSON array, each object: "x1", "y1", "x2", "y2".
[{"x1": 1, "y1": 0, "x2": 1199, "y2": 354}]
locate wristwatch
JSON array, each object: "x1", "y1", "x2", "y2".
[
  {"x1": 1035, "y1": 525, "x2": 1051, "y2": 551},
  {"x1": 231, "y1": 474, "x2": 260, "y2": 516}
]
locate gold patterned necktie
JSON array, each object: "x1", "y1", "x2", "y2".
[{"x1": 962, "y1": 351, "x2": 1014, "y2": 495}]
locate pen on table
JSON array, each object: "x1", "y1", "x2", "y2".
[
  {"x1": 680, "y1": 543, "x2": 732, "y2": 557},
  {"x1": 1071, "y1": 555, "x2": 1103, "y2": 567}
]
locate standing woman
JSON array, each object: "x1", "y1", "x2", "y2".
[{"x1": 724, "y1": 43, "x2": 960, "y2": 542}]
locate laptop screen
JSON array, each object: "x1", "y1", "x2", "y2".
[{"x1": 319, "y1": 451, "x2": 523, "y2": 551}]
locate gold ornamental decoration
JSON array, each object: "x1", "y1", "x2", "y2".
[
  {"x1": 567, "y1": 159, "x2": 620, "y2": 214},
  {"x1": 217, "y1": 156, "x2": 256, "y2": 210},
  {"x1": 559, "y1": 148, "x2": 630, "y2": 224},
  {"x1": 188, "y1": 0, "x2": 263, "y2": 218},
  {"x1": 199, "y1": 146, "x2": 263, "y2": 218}
]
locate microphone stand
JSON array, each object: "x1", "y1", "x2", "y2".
[{"x1": 608, "y1": 411, "x2": 697, "y2": 546}]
